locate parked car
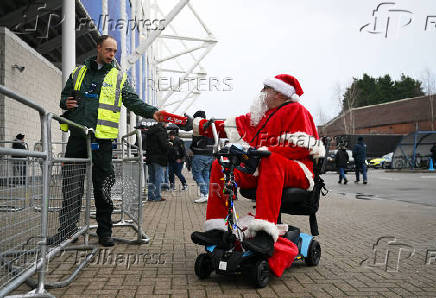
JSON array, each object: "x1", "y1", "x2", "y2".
[
  {"x1": 325, "y1": 149, "x2": 355, "y2": 173},
  {"x1": 368, "y1": 152, "x2": 393, "y2": 169}
]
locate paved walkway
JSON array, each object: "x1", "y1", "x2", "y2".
[{"x1": 11, "y1": 176, "x2": 436, "y2": 297}]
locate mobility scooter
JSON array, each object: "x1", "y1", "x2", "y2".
[{"x1": 193, "y1": 123, "x2": 329, "y2": 287}]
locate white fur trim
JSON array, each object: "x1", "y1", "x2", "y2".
[
  {"x1": 224, "y1": 117, "x2": 250, "y2": 149},
  {"x1": 204, "y1": 218, "x2": 226, "y2": 231},
  {"x1": 247, "y1": 218, "x2": 280, "y2": 242},
  {"x1": 264, "y1": 78, "x2": 299, "y2": 102},
  {"x1": 296, "y1": 161, "x2": 315, "y2": 191},
  {"x1": 278, "y1": 132, "x2": 325, "y2": 158},
  {"x1": 311, "y1": 139, "x2": 326, "y2": 159},
  {"x1": 290, "y1": 93, "x2": 300, "y2": 101},
  {"x1": 193, "y1": 117, "x2": 202, "y2": 136}
]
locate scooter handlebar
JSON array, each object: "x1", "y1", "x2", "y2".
[{"x1": 248, "y1": 149, "x2": 271, "y2": 158}]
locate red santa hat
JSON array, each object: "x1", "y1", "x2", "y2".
[{"x1": 263, "y1": 74, "x2": 304, "y2": 102}]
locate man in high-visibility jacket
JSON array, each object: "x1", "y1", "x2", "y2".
[{"x1": 50, "y1": 35, "x2": 164, "y2": 247}]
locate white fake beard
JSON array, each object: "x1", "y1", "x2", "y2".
[{"x1": 249, "y1": 91, "x2": 269, "y2": 126}]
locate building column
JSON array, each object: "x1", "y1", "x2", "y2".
[{"x1": 61, "y1": 0, "x2": 76, "y2": 152}]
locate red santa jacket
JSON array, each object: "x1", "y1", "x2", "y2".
[{"x1": 192, "y1": 102, "x2": 325, "y2": 190}]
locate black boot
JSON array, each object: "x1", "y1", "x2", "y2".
[
  {"x1": 98, "y1": 237, "x2": 115, "y2": 247},
  {"x1": 243, "y1": 231, "x2": 275, "y2": 257},
  {"x1": 191, "y1": 230, "x2": 225, "y2": 246},
  {"x1": 344, "y1": 178, "x2": 348, "y2": 184}
]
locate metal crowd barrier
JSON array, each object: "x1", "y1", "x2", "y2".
[
  {"x1": 31, "y1": 142, "x2": 68, "y2": 213},
  {"x1": 0, "y1": 141, "x2": 30, "y2": 212},
  {"x1": 0, "y1": 85, "x2": 98, "y2": 297},
  {"x1": 89, "y1": 130, "x2": 149, "y2": 244}
]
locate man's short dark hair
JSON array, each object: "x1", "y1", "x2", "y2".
[
  {"x1": 97, "y1": 35, "x2": 116, "y2": 46},
  {"x1": 358, "y1": 136, "x2": 364, "y2": 141}
]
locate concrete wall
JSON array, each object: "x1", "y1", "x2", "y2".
[{"x1": 0, "y1": 27, "x2": 63, "y2": 152}]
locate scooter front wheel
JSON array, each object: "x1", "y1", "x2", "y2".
[{"x1": 251, "y1": 259, "x2": 270, "y2": 288}]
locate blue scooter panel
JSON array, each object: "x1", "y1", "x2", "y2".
[{"x1": 299, "y1": 233, "x2": 313, "y2": 258}]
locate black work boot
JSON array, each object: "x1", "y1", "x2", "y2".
[
  {"x1": 243, "y1": 231, "x2": 275, "y2": 257},
  {"x1": 98, "y1": 236, "x2": 115, "y2": 247},
  {"x1": 191, "y1": 230, "x2": 225, "y2": 246}
]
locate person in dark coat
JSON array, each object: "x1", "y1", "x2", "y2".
[
  {"x1": 335, "y1": 145, "x2": 349, "y2": 184},
  {"x1": 190, "y1": 111, "x2": 215, "y2": 203},
  {"x1": 12, "y1": 133, "x2": 27, "y2": 185},
  {"x1": 168, "y1": 130, "x2": 187, "y2": 190},
  {"x1": 145, "y1": 123, "x2": 169, "y2": 201},
  {"x1": 352, "y1": 136, "x2": 368, "y2": 184},
  {"x1": 431, "y1": 143, "x2": 436, "y2": 166}
]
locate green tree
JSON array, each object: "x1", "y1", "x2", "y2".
[{"x1": 394, "y1": 74, "x2": 424, "y2": 100}]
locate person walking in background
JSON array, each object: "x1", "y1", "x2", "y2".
[
  {"x1": 168, "y1": 130, "x2": 188, "y2": 190},
  {"x1": 145, "y1": 123, "x2": 169, "y2": 201},
  {"x1": 161, "y1": 168, "x2": 170, "y2": 191},
  {"x1": 11, "y1": 133, "x2": 27, "y2": 185},
  {"x1": 185, "y1": 149, "x2": 193, "y2": 172},
  {"x1": 431, "y1": 143, "x2": 436, "y2": 166},
  {"x1": 190, "y1": 111, "x2": 215, "y2": 203},
  {"x1": 335, "y1": 144, "x2": 349, "y2": 184},
  {"x1": 352, "y1": 136, "x2": 368, "y2": 184}
]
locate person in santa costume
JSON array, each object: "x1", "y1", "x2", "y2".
[{"x1": 187, "y1": 74, "x2": 325, "y2": 256}]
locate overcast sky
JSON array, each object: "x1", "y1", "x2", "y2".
[{"x1": 156, "y1": 0, "x2": 436, "y2": 124}]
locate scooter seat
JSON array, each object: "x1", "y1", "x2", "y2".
[
  {"x1": 283, "y1": 225, "x2": 300, "y2": 246},
  {"x1": 240, "y1": 187, "x2": 311, "y2": 207},
  {"x1": 280, "y1": 188, "x2": 312, "y2": 212}
]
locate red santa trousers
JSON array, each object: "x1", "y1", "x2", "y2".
[{"x1": 205, "y1": 151, "x2": 310, "y2": 242}]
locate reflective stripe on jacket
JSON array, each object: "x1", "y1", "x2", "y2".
[{"x1": 60, "y1": 65, "x2": 127, "y2": 139}]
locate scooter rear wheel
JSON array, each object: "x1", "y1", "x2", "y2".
[
  {"x1": 305, "y1": 239, "x2": 321, "y2": 266},
  {"x1": 195, "y1": 253, "x2": 213, "y2": 279}
]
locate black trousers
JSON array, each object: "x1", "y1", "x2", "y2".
[
  {"x1": 60, "y1": 136, "x2": 115, "y2": 238},
  {"x1": 13, "y1": 160, "x2": 27, "y2": 185}
]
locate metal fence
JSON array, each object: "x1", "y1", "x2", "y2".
[
  {"x1": 88, "y1": 130, "x2": 149, "y2": 244},
  {"x1": 0, "y1": 85, "x2": 98, "y2": 297}
]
